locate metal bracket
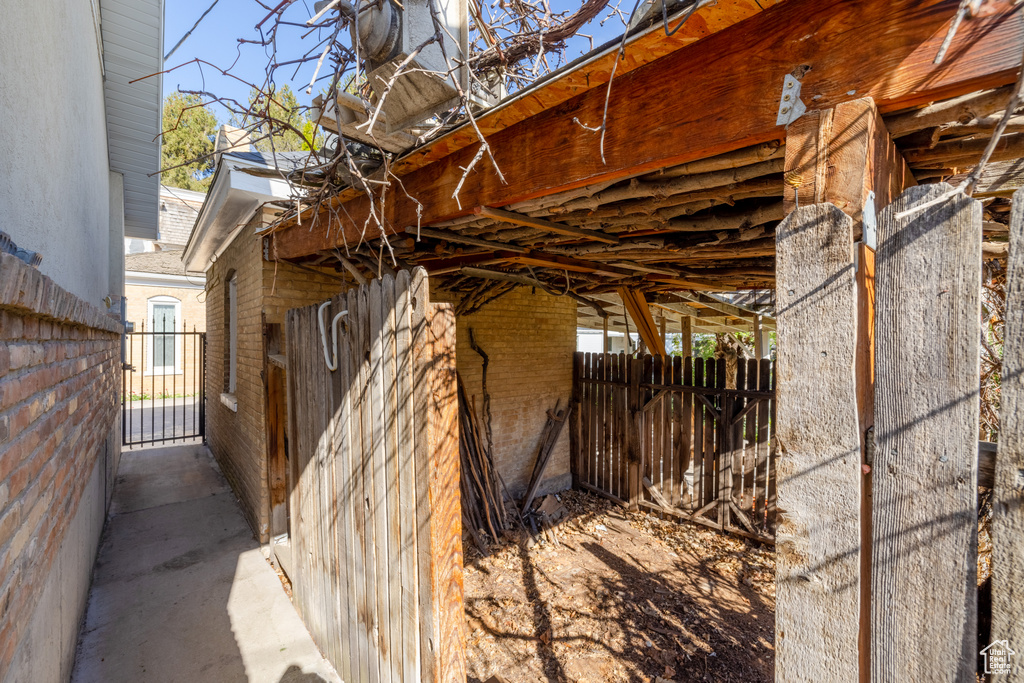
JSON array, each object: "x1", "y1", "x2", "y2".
[
  {"x1": 863, "y1": 190, "x2": 878, "y2": 250},
  {"x1": 776, "y1": 74, "x2": 807, "y2": 127}
]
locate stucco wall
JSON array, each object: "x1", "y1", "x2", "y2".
[{"x1": 0, "y1": 0, "x2": 112, "y2": 307}]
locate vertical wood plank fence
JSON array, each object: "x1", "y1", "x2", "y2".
[
  {"x1": 284, "y1": 268, "x2": 465, "y2": 683},
  {"x1": 571, "y1": 352, "x2": 776, "y2": 543},
  {"x1": 773, "y1": 185, "x2": 1024, "y2": 681}
]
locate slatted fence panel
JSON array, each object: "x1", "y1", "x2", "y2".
[
  {"x1": 572, "y1": 351, "x2": 775, "y2": 541},
  {"x1": 285, "y1": 268, "x2": 464, "y2": 683}
]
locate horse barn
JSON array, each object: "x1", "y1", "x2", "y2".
[{"x1": 175, "y1": 0, "x2": 1024, "y2": 680}]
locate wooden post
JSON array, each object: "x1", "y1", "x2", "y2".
[
  {"x1": 753, "y1": 315, "x2": 764, "y2": 359},
  {"x1": 680, "y1": 316, "x2": 692, "y2": 357},
  {"x1": 992, "y1": 189, "x2": 1024, "y2": 679},
  {"x1": 872, "y1": 185, "x2": 980, "y2": 682},
  {"x1": 626, "y1": 357, "x2": 642, "y2": 510},
  {"x1": 659, "y1": 314, "x2": 667, "y2": 354},
  {"x1": 774, "y1": 204, "x2": 862, "y2": 681},
  {"x1": 602, "y1": 317, "x2": 609, "y2": 354},
  {"x1": 785, "y1": 97, "x2": 916, "y2": 681}
]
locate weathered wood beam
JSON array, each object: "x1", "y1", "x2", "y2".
[
  {"x1": 872, "y1": 185, "x2": 980, "y2": 681},
  {"x1": 992, "y1": 190, "x2": 1024, "y2": 680},
  {"x1": 271, "y1": 0, "x2": 1024, "y2": 259},
  {"x1": 475, "y1": 206, "x2": 619, "y2": 244},
  {"x1": 617, "y1": 287, "x2": 666, "y2": 356},
  {"x1": 775, "y1": 204, "x2": 862, "y2": 681},
  {"x1": 884, "y1": 85, "x2": 1017, "y2": 138},
  {"x1": 946, "y1": 158, "x2": 1024, "y2": 196},
  {"x1": 785, "y1": 98, "x2": 917, "y2": 230},
  {"x1": 784, "y1": 99, "x2": 917, "y2": 679}
]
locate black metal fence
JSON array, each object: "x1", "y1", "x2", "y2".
[{"x1": 122, "y1": 331, "x2": 206, "y2": 447}]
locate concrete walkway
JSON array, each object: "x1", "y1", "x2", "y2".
[{"x1": 72, "y1": 444, "x2": 341, "y2": 683}]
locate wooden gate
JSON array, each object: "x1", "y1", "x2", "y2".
[
  {"x1": 571, "y1": 352, "x2": 776, "y2": 542},
  {"x1": 284, "y1": 268, "x2": 464, "y2": 683}
]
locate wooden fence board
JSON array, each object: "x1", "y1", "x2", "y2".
[
  {"x1": 991, "y1": 189, "x2": 1024, "y2": 680},
  {"x1": 774, "y1": 203, "x2": 861, "y2": 681},
  {"x1": 873, "y1": 184, "x2": 981, "y2": 682},
  {"x1": 284, "y1": 268, "x2": 462, "y2": 683}
]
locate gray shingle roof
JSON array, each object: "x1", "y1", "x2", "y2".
[
  {"x1": 125, "y1": 249, "x2": 188, "y2": 276},
  {"x1": 158, "y1": 188, "x2": 204, "y2": 248}
]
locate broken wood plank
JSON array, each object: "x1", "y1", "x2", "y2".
[
  {"x1": 476, "y1": 206, "x2": 619, "y2": 244},
  {"x1": 991, "y1": 189, "x2": 1024, "y2": 680},
  {"x1": 872, "y1": 184, "x2": 981, "y2": 682},
  {"x1": 774, "y1": 203, "x2": 861, "y2": 682},
  {"x1": 618, "y1": 287, "x2": 666, "y2": 356}
]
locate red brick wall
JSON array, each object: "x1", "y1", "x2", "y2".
[{"x1": 0, "y1": 252, "x2": 121, "y2": 671}]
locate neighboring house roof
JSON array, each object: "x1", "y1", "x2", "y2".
[
  {"x1": 100, "y1": 0, "x2": 163, "y2": 240},
  {"x1": 125, "y1": 250, "x2": 188, "y2": 276},
  {"x1": 183, "y1": 151, "x2": 299, "y2": 275},
  {"x1": 126, "y1": 249, "x2": 206, "y2": 290},
  {"x1": 159, "y1": 186, "x2": 205, "y2": 248}
]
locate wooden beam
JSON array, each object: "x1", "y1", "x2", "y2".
[
  {"x1": 784, "y1": 97, "x2": 917, "y2": 680},
  {"x1": 617, "y1": 287, "x2": 666, "y2": 356},
  {"x1": 475, "y1": 206, "x2": 619, "y2": 244},
  {"x1": 785, "y1": 98, "x2": 916, "y2": 233},
  {"x1": 872, "y1": 185, "x2": 980, "y2": 681},
  {"x1": 411, "y1": 227, "x2": 530, "y2": 253},
  {"x1": 992, "y1": 189, "x2": 1024, "y2": 679},
  {"x1": 774, "y1": 204, "x2": 862, "y2": 681},
  {"x1": 271, "y1": 0, "x2": 1024, "y2": 259},
  {"x1": 680, "y1": 316, "x2": 692, "y2": 357}
]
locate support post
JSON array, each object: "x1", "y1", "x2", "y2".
[
  {"x1": 680, "y1": 316, "x2": 692, "y2": 357},
  {"x1": 784, "y1": 97, "x2": 916, "y2": 681},
  {"x1": 602, "y1": 317, "x2": 609, "y2": 354},
  {"x1": 753, "y1": 315, "x2": 764, "y2": 359},
  {"x1": 872, "y1": 185, "x2": 980, "y2": 682},
  {"x1": 626, "y1": 357, "x2": 642, "y2": 510},
  {"x1": 991, "y1": 189, "x2": 1024, "y2": 679},
  {"x1": 775, "y1": 204, "x2": 862, "y2": 681}
]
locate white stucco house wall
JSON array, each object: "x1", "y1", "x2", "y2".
[{"x1": 0, "y1": 0, "x2": 163, "y2": 680}]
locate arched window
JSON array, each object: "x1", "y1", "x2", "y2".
[{"x1": 146, "y1": 295, "x2": 182, "y2": 375}]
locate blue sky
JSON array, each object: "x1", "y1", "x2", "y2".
[{"x1": 161, "y1": 0, "x2": 628, "y2": 123}]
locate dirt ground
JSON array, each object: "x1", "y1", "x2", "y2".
[{"x1": 464, "y1": 490, "x2": 776, "y2": 683}]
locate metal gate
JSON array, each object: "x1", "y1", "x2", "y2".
[{"x1": 122, "y1": 330, "x2": 206, "y2": 447}]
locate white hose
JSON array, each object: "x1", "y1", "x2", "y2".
[{"x1": 318, "y1": 301, "x2": 349, "y2": 372}]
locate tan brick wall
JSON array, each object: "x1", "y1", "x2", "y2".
[
  {"x1": 124, "y1": 283, "x2": 205, "y2": 398},
  {"x1": 205, "y1": 214, "x2": 344, "y2": 542},
  {"x1": 0, "y1": 253, "x2": 120, "y2": 672},
  {"x1": 434, "y1": 285, "x2": 577, "y2": 497}
]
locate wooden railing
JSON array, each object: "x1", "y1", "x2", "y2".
[{"x1": 570, "y1": 351, "x2": 776, "y2": 543}]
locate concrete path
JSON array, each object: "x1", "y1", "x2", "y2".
[{"x1": 72, "y1": 444, "x2": 341, "y2": 683}]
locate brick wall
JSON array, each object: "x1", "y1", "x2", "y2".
[
  {"x1": 0, "y1": 252, "x2": 121, "y2": 673},
  {"x1": 205, "y1": 214, "x2": 344, "y2": 542},
  {"x1": 434, "y1": 285, "x2": 577, "y2": 497}
]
